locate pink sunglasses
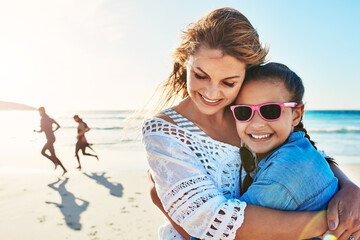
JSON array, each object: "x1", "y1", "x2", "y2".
[{"x1": 230, "y1": 102, "x2": 298, "y2": 122}]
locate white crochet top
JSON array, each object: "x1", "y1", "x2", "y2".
[{"x1": 142, "y1": 109, "x2": 247, "y2": 240}]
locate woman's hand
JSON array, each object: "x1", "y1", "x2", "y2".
[{"x1": 325, "y1": 181, "x2": 360, "y2": 240}]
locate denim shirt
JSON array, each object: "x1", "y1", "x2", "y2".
[
  {"x1": 190, "y1": 132, "x2": 338, "y2": 240},
  {"x1": 240, "y1": 131, "x2": 338, "y2": 211}
]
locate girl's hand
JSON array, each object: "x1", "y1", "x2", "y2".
[{"x1": 325, "y1": 182, "x2": 360, "y2": 240}]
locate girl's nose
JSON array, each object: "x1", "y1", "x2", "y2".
[{"x1": 249, "y1": 111, "x2": 266, "y2": 128}]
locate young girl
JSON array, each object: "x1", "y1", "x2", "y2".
[{"x1": 231, "y1": 62, "x2": 339, "y2": 217}]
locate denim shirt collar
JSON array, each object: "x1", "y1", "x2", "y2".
[{"x1": 258, "y1": 131, "x2": 305, "y2": 169}]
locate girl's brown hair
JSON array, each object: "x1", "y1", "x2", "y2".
[{"x1": 244, "y1": 62, "x2": 336, "y2": 165}]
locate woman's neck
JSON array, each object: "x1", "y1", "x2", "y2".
[
  {"x1": 175, "y1": 97, "x2": 226, "y2": 124},
  {"x1": 174, "y1": 98, "x2": 241, "y2": 147}
]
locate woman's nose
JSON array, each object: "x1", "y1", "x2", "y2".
[{"x1": 204, "y1": 82, "x2": 219, "y2": 99}]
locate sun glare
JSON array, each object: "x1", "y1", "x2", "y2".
[{"x1": 0, "y1": 111, "x2": 39, "y2": 147}]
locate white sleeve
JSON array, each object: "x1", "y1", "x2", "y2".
[{"x1": 143, "y1": 128, "x2": 246, "y2": 240}]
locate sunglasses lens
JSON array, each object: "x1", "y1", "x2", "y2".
[
  {"x1": 260, "y1": 104, "x2": 281, "y2": 120},
  {"x1": 234, "y1": 106, "x2": 252, "y2": 121}
]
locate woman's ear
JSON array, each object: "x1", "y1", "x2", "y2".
[{"x1": 292, "y1": 104, "x2": 304, "y2": 126}]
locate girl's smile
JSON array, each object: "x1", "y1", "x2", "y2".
[{"x1": 249, "y1": 133, "x2": 272, "y2": 141}]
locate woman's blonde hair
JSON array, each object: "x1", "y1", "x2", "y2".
[
  {"x1": 125, "y1": 7, "x2": 269, "y2": 138},
  {"x1": 156, "y1": 7, "x2": 269, "y2": 111}
]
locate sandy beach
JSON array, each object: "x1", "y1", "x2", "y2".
[
  {"x1": 0, "y1": 148, "x2": 164, "y2": 240},
  {"x1": 0, "y1": 145, "x2": 359, "y2": 240}
]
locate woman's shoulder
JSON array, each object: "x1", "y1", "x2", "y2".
[
  {"x1": 153, "y1": 111, "x2": 177, "y2": 125},
  {"x1": 142, "y1": 119, "x2": 239, "y2": 157},
  {"x1": 141, "y1": 110, "x2": 184, "y2": 138}
]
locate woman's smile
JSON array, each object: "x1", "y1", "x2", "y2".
[{"x1": 199, "y1": 93, "x2": 223, "y2": 106}]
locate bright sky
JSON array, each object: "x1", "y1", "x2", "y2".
[{"x1": 1, "y1": 0, "x2": 359, "y2": 110}]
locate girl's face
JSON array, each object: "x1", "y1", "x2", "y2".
[
  {"x1": 186, "y1": 46, "x2": 246, "y2": 116},
  {"x1": 234, "y1": 79, "x2": 303, "y2": 159}
]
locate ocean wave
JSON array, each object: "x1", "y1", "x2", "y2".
[
  {"x1": 78, "y1": 116, "x2": 128, "y2": 120},
  {"x1": 61, "y1": 126, "x2": 124, "y2": 130},
  {"x1": 92, "y1": 127, "x2": 123, "y2": 130},
  {"x1": 308, "y1": 127, "x2": 360, "y2": 133}
]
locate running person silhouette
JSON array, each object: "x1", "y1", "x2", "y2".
[
  {"x1": 34, "y1": 107, "x2": 67, "y2": 175},
  {"x1": 73, "y1": 115, "x2": 98, "y2": 170}
]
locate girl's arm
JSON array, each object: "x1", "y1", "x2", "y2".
[{"x1": 325, "y1": 164, "x2": 360, "y2": 239}]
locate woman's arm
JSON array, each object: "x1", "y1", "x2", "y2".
[
  {"x1": 325, "y1": 164, "x2": 360, "y2": 239},
  {"x1": 148, "y1": 171, "x2": 191, "y2": 240},
  {"x1": 149, "y1": 175, "x2": 327, "y2": 240},
  {"x1": 77, "y1": 123, "x2": 88, "y2": 138},
  {"x1": 237, "y1": 205, "x2": 327, "y2": 239},
  {"x1": 53, "y1": 120, "x2": 61, "y2": 132},
  {"x1": 143, "y1": 120, "x2": 247, "y2": 239}
]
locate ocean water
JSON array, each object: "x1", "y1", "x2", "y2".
[
  {"x1": 0, "y1": 110, "x2": 143, "y2": 151},
  {"x1": 0, "y1": 110, "x2": 359, "y2": 164},
  {"x1": 303, "y1": 110, "x2": 360, "y2": 163}
]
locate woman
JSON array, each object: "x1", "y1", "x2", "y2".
[
  {"x1": 73, "y1": 114, "x2": 99, "y2": 170},
  {"x1": 142, "y1": 7, "x2": 360, "y2": 240}
]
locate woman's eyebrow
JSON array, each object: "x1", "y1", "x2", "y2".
[
  {"x1": 223, "y1": 75, "x2": 241, "y2": 81},
  {"x1": 195, "y1": 67, "x2": 241, "y2": 80},
  {"x1": 194, "y1": 67, "x2": 209, "y2": 76}
]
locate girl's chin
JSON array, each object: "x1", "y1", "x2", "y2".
[{"x1": 245, "y1": 143, "x2": 271, "y2": 157}]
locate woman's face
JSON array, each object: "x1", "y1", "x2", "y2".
[
  {"x1": 234, "y1": 80, "x2": 302, "y2": 159},
  {"x1": 186, "y1": 46, "x2": 246, "y2": 116}
]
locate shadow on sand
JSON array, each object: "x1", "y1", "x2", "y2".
[
  {"x1": 46, "y1": 178, "x2": 89, "y2": 230},
  {"x1": 83, "y1": 172, "x2": 123, "y2": 197}
]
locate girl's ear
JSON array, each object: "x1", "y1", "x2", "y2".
[{"x1": 292, "y1": 104, "x2": 304, "y2": 126}]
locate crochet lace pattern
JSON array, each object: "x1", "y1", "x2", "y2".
[{"x1": 143, "y1": 118, "x2": 246, "y2": 239}]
